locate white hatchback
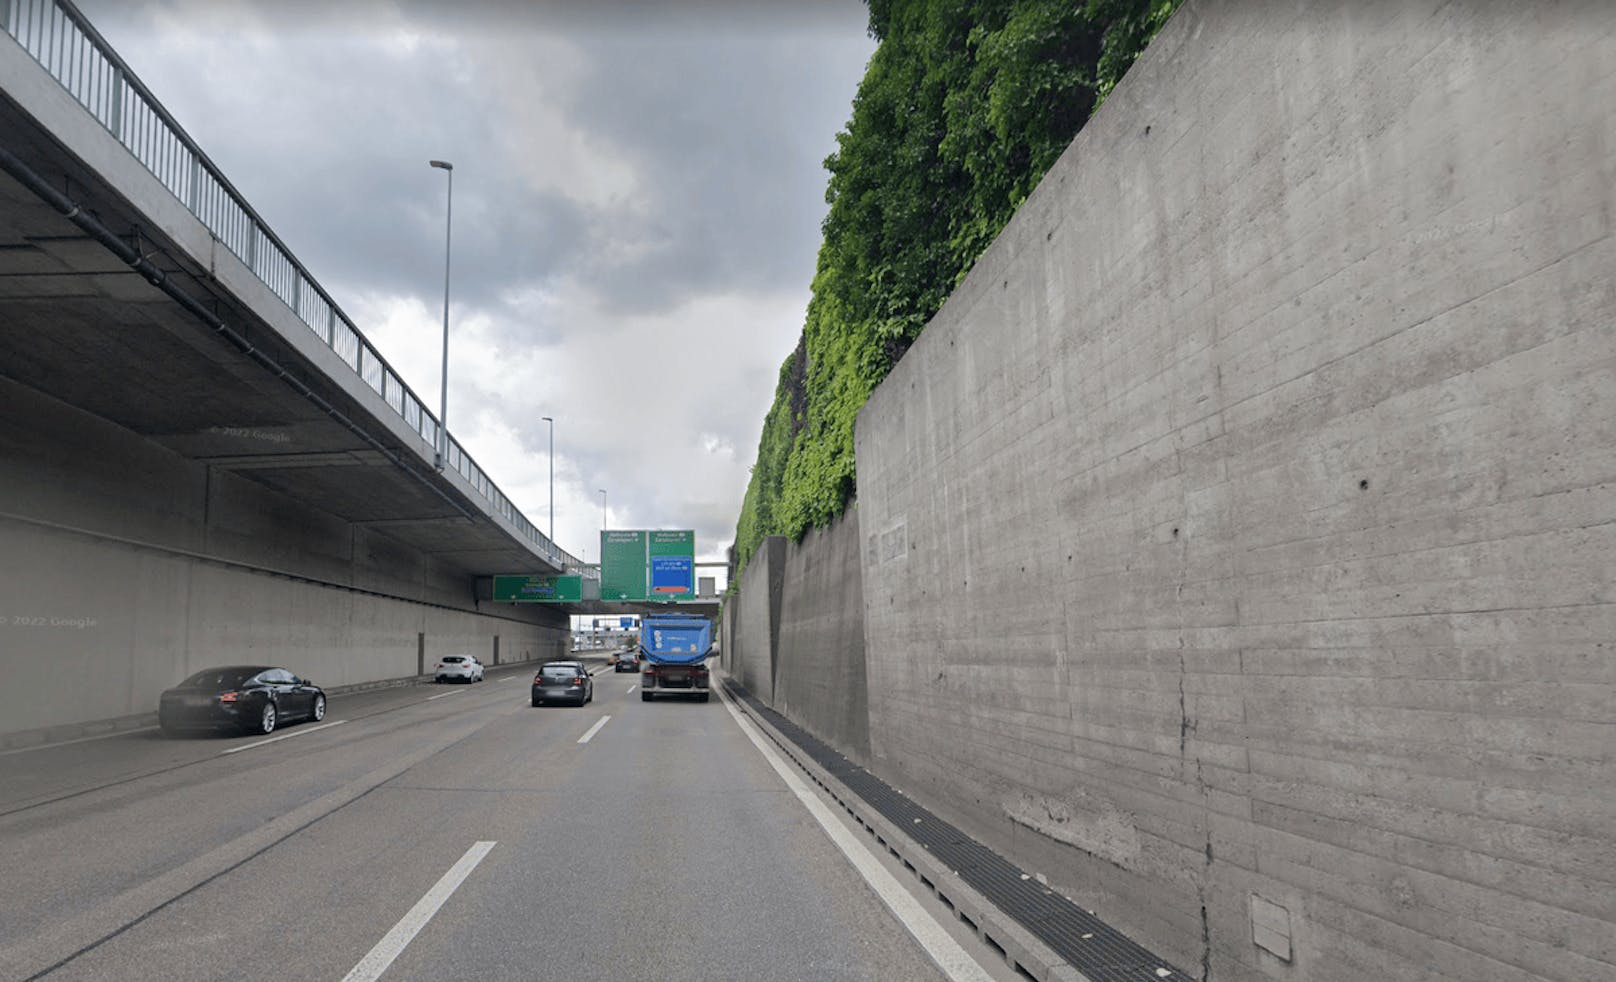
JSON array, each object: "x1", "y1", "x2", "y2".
[{"x1": 434, "y1": 654, "x2": 485, "y2": 683}]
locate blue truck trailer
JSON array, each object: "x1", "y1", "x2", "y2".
[{"x1": 638, "y1": 613, "x2": 713, "y2": 702}]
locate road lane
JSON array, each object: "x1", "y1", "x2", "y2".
[
  {"x1": 6, "y1": 668, "x2": 963, "y2": 981},
  {"x1": 342, "y1": 841, "x2": 499, "y2": 982},
  {"x1": 0, "y1": 668, "x2": 546, "y2": 814},
  {"x1": 351, "y1": 679, "x2": 949, "y2": 982},
  {"x1": 0, "y1": 672, "x2": 541, "y2": 976},
  {"x1": 716, "y1": 685, "x2": 994, "y2": 982}
]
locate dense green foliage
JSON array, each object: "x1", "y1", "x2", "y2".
[{"x1": 733, "y1": 0, "x2": 1182, "y2": 573}]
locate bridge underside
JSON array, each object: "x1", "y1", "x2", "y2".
[{"x1": 0, "y1": 93, "x2": 555, "y2": 577}]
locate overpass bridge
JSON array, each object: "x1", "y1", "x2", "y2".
[{"x1": 0, "y1": 0, "x2": 612, "y2": 741}]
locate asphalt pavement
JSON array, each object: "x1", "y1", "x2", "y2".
[{"x1": 0, "y1": 661, "x2": 974, "y2": 981}]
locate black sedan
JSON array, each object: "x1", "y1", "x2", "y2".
[
  {"x1": 158, "y1": 666, "x2": 326, "y2": 736},
  {"x1": 531, "y1": 661, "x2": 593, "y2": 707}
]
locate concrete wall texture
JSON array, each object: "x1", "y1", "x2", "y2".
[
  {"x1": 733, "y1": 536, "x2": 785, "y2": 702},
  {"x1": 728, "y1": 2, "x2": 1616, "y2": 980},
  {"x1": 0, "y1": 377, "x2": 568, "y2": 740},
  {"x1": 773, "y1": 508, "x2": 872, "y2": 763}
]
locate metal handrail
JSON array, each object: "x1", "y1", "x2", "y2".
[{"x1": 1, "y1": 0, "x2": 580, "y2": 572}]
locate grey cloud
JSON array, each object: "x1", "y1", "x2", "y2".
[
  {"x1": 562, "y1": 34, "x2": 868, "y2": 314},
  {"x1": 88, "y1": 6, "x2": 867, "y2": 335},
  {"x1": 194, "y1": 48, "x2": 588, "y2": 336},
  {"x1": 74, "y1": 4, "x2": 595, "y2": 337},
  {"x1": 70, "y1": 0, "x2": 870, "y2": 560},
  {"x1": 110, "y1": 0, "x2": 872, "y2": 40}
]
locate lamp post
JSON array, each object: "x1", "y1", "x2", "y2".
[
  {"x1": 541, "y1": 416, "x2": 554, "y2": 544},
  {"x1": 428, "y1": 159, "x2": 453, "y2": 471},
  {"x1": 598, "y1": 488, "x2": 607, "y2": 531}
]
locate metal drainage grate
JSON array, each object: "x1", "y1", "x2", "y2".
[{"x1": 723, "y1": 679, "x2": 1193, "y2": 982}]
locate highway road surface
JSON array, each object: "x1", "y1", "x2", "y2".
[{"x1": 0, "y1": 662, "x2": 1015, "y2": 982}]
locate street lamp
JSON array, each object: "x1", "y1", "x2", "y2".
[
  {"x1": 599, "y1": 488, "x2": 607, "y2": 531},
  {"x1": 429, "y1": 159, "x2": 453, "y2": 471},
  {"x1": 541, "y1": 416, "x2": 554, "y2": 544}
]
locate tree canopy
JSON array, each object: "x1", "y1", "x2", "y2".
[{"x1": 733, "y1": 0, "x2": 1182, "y2": 573}]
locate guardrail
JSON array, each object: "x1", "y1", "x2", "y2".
[{"x1": 1, "y1": 0, "x2": 586, "y2": 575}]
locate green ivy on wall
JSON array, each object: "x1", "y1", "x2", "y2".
[{"x1": 733, "y1": 0, "x2": 1183, "y2": 575}]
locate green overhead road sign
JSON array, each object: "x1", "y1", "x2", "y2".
[
  {"x1": 648, "y1": 530, "x2": 695, "y2": 598},
  {"x1": 493, "y1": 574, "x2": 582, "y2": 603},
  {"x1": 600, "y1": 530, "x2": 648, "y2": 601},
  {"x1": 600, "y1": 529, "x2": 695, "y2": 601}
]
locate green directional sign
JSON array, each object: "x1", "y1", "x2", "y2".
[
  {"x1": 493, "y1": 574, "x2": 582, "y2": 603},
  {"x1": 600, "y1": 530, "x2": 649, "y2": 601},
  {"x1": 599, "y1": 529, "x2": 695, "y2": 601}
]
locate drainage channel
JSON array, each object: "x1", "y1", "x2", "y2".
[{"x1": 720, "y1": 678, "x2": 1192, "y2": 982}]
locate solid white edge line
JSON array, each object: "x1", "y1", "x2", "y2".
[
  {"x1": 341, "y1": 840, "x2": 496, "y2": 982},
  {"x1": 219, "y1": 720, "x2": 347, "y2": 756},
  {"x1": 715, "y1": 686, "x2": 995, "y2": 982},
  {"x1": 424, "y1": 690, "x2": 462, "y2": 701},
  {"x1": 626, "y1": 684, "x2": 638, "y2": 694},
  {"x1": 576, "y1": 715, "x2": 611, "y2": 744}
]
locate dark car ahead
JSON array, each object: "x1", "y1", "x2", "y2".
[
  {"x1": 158, "y1": 666, "x2": 326, "y2": 736},
  {"x1": 531, "y1": 661, "x2": 593, "y2": 707},
  {"x1": 614, "y1": 650, "x2": 638, "y2": 673}
]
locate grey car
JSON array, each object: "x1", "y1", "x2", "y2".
[{"x1": 531, "y1": 661, "x2": 592, "y2": 707}]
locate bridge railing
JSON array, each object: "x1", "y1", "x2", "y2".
[{"x1": 1, "y1": 0, "x2": 587, "y2": 575}]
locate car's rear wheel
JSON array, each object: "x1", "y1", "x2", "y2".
[
  {"x1": 531, "y1": 698, "x2": 541, "y2": 707},
  {"x1": 311, "y1": 695, "x2": 326, "y2": 722},
  {"x1": 254, "y1": 701, "x2": 277, "y2": 735},
  {"x1": 698, "y1": 692, "x2": 710, "y2": 703},
  {"x1": 641, "y1": 691, "x2": 653, "y2": 702}
]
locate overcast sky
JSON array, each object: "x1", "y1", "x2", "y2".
[{"x1": 73, "y1": 0, "x2": 876, "y2": 584}]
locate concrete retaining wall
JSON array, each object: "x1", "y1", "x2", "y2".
[
  {"x1": 732, "y1": 536, "x2": 784, "y2": 701},
  {"x1": 850, "y1": 1, "x2": 1616, "y2": 980},
  {"x1": 0, "y1": 376, "x2": 567, "y2": 742},
  {"x1": 720, "y1": 585, "x2": 742, "y2": 679},
  {"x1": 773, "y1": 508, "x2": 871, "y2": 763}
]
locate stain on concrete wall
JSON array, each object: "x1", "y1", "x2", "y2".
[{"x1": 1003, "y1": 787, "x2": 1142, "y2": 869}]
